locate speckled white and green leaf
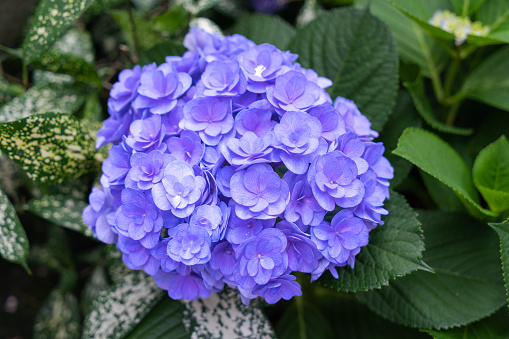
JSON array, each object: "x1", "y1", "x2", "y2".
[
  {"x1": 175, "y1": 0, "x2": 220, "y2": 15},
  {"x1": 26, "y1": 195, "x2": 93, "y2": 237},
  {"x1": 0, "y1": 188, "x2": 29, "y2": 271},
  {"x1": 81, "y1": 266, "x2": 110, "y2": 315},
  {"x1": 182, "y1": 287, "x2": 276, "y2": 339},
  {"x1": 0, "y1": 83, "x2": 85, "y2": 123},
  {"x1": 0, "y1": 113, "x2": 97, "y2": 184},
  {"x1": 33, "y1": 289, "x2": 81, "y2": 339},
  {"x1": 81, "y1": 270, "x2": 164, "y2": 339},
  {"x1": 23, "y1": 0, "x2": 96, "y2": 65}
]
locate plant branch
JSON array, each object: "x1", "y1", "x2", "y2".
[{"x1": 125, "y1": 0, "x2": 140, "y2": 62}]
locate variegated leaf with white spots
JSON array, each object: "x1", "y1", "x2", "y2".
[
  {"x1": 23, "y1": 0, "x2": 96, "y2": 64},
  {"x1": 0, "y1": 188, "x2": 30, "y2": 271},
  {"x1": 26, "y1": 195, "x2": 93, "y2": 237},
  {"x1": 0, "y1": 83, "x2": 85, "y2": 123},
  {"x1": 0, "y1": 113, "x2": 98, "y2": 184},
  {"x1": 81, "y1": 266, "x2": 110, "y2": 315},
  {"x1": 182, "y1": 287, "x2": 276, "y2": 339},
  {"x1": 81, "y1": 270, "x2": 164, "y2": 339},
  {"x1": 33, "y1": 289, "x2": 81, "y2": 339}
]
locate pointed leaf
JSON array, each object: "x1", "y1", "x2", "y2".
[
  {"x1": 231, "y1": 14, "x2": 295, "y2": 50},
  {"x1": 33, "y1": 290, "x2": 81, "y2": 339},
  {"x1": 488, "y1": 218, "x2": 509, "y2": 310},
  {"x1": 288, "y1": 7, "x2": 398, "y2": 131},
  {"x1": 357, "y1": 210, "x2": 506, "y2": 329}
]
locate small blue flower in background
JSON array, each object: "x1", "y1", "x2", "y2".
[{"x1": 84, "y1": 27, "x2": 394, "y2": 304}]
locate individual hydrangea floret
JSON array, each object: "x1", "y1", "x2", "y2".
[
  {"x1": 234, "y1": 105, "x2": 275, "y2": 137},
  {"x1": 167, "y1": 223, "x2": 211, "y2": 265},
  {"x1": 83, "y1": 186, "x2": 120, "y2": 244},
  {"x1": 165, "y1": 130, "x2": 205, "y2": 166},
  {"x1": 117, "y1": 235, "x2": 160, "y2": 275},
  {"x1": 126, "y1": 114, "x2": 167, "y2": 152},
  {"x1": 190, "y1": 204, "x2": 224, "y2": 242},
  {"x1": 196, "y1": 60, "x2": 247, "y2": 97},
  {"x1": 334, "y1": 97, "x2": 378, "y2": 141},
  {"x1": 251, "y1": 274, "x2": 302, "y2": 304},
  {"x1": 219, "y1": 131, "x2": 279, "y2": 168},
  {"x1": 125, "y1": 150, "x2": 175, "y2": 190},
  {"x1": 101, "y1": 139, "x2": 133, "y2": 189}
]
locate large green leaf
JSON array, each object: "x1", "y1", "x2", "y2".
[
  {"x1": 421, "y1": 171, "x2": 466, "y2": 212},
  {"x1": 231, "y1": 14, "x2": 296, "y2": 50},
  {"x1": 126, "y1": 298, "x2": 187, "y2": 339},
  {"x1": 357, "y1": 210, "x2": 506, "y2": 329},
  {"x1": 393, "y1": 128, "x2": 496, "y2": 217},
  {"x1": 474, "y1": 0, "x2": 509, "y2": 44},
  {"x1": 462, "y1": 46, "x2": 509, "y2": 112},
  {"x1": 33, "y1": 290, "x2": 81, "y2": 339},
  {"x1": 426, "y1": 308, "x2": 509, "y2": 338},
  {"x1": 81, "y1": 266, "x2": 109, "y2": 315},
  {"x1": 355, "y1": 0, "x2": 448, "y2": 78},
  {"x1": 450, "y1": 0, "x2": 487, "y2": 16},
  {"x1": 109, "y1": 10, "x2": 164, "y2": 51},
  {"x1": 182, "y1": 287, "x2": 275, "y2": 338},
  {"x1": 138, "y1": 41, "x2": 187, "y2": 66},
  {"x1": 26, "y1": 195, "x2": 93, "y2": 237},
  {"x1": 0, "y1": 83, "x2": 86, "y2": 123},
  {"x1": 0, "y1": 113, "x2": 98, "y2": 184},
  {"x1": 473, "y1": 136, "x2": 509, "y2": 213},
  {"x1": 319, "y1": 192, "x2": 429, "y2": 292},
  {"x1": 489, "y1": 219, "x2": 509, "y2": 310},
  {"x1": 81, "y1": 270, "x2": 164, "y2": 339},
  {"x1": 288, "y1": 7, "x2": 398, "y2": 131},
  {"x1": 151, "y1": 5, "x2": 188, "y2": 34},
  {"x1": 23, "y1": 0, "x2": 96, "y2": 64},
  {"x1": 0, "y1": 188, "x2": 29, "y2": 271}
]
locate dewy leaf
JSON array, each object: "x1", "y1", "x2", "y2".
[
  {"x1": 319, "y1": 192, "x2": 429, "y2": 292},
  {"x1": 0, "y1": 113, "x2": 98, "y2": 184},
  {"x1": 488, "y1": 218, "x2": 509, "y2": 310},
  {"x1": 126, "y1": 298, "x2": 188, "y2": 339},
  {"x1": 23, "y1": 0, "x2": 96, "y2": 64},
  {"x1": 357, "y1": 210, "x2": 507, "y2": 329},
  {"x1": 0, "y1": 83, "x2": 86, "y2": 123},
  {"x1": 26, "y1": 195, "x2": 93, "y2": 237},
  {"x1": 462, "y1": 46, "x2": 509, "y2": 112},
  {"x1": 33, "y1": 290, "x2": 81, "y2": 339},
  {"x1": 473, "y1": 136, "x2": 509, "y2": 213},
  {"x1": 404, "y1": 77, "x2": 473, "y2": 135},
  {"x1": 181, "y1": 287, "x2": 275, "y2": 338},
  {"x1": 81, "y1": 270, "x2": 164, "y2": 339},
  {"x1": 288, "y1": 7, "x2": 398, "y2": 131},
  {"x1": 231, "y1": 14, "x2": 296, "y2": 51},
  {"x1": 393, "y1": 128, "x2": 496, "y2": 217},
  {"x1": 0, "y1": 188, "x2": 30, "y2": 272}
]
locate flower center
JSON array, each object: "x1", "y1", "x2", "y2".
[{"x1": 254, "y1": 65, "x2": 266, "y2": 77}]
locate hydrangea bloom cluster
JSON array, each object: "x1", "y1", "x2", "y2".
[
  {"x1": 83, "y1": 28, "x2": 394, "y2": 304},
  {"x1": 429, "y1": 10, "x2": 490, "y2": 45}
]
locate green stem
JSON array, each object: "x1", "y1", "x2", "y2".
[
  {"x1": 295, "y1": 296, "x2": 307, "y2": 339},
  {"x1": 446, "y1": 101, "x2": 461, "y2": 125},
  {"x1": 125, "y1": 0, "x2": 140, "y2": 62},
  {"x1": 443, "y1": 53, "x2": 460, "y2": 101},
  {"x1": 430, "y1": 70, "x2": 445, "y2": 104},
  {"x1": 0, "y1": 44, "x2": 20, "y2": 56}
]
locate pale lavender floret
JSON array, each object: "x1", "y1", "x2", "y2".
[
  {"x1": 216, "y1": 165, "x2": 235, "y2": 197},
  {"x1": 336, "y1": 132, "x2": 369, "y2": 175},
  {"x1": 181, "y1": 96, "x2": 234, "y2": 146},
  {"x1": 154, "y1": 270, "x2": 212, "y2": 300},
  {"x1": 310, "y1": 210, "x2": 368, "y2": 267},
  {"x1": 196, "y1": 60, "x2": 247, "y2": 97},
  {"x1": 184, "y1": 27, "x2": 223, "y2": 57},
  {"x1": 234, "y1": 228, "x2": 288, "y2": 288},
  {"x1": 276, "y1": 221, "x2": 321, "y2": 273},
  {"x1": 96, "y1": 109, "x2": 142, "y2": 149},
  {"x1": 166, "y1": 50, "x2": 203, "y2": 82},
  {"x1": 166, "y1": 130, "x2": 205, "y2": 166},
  {"x1": 291, "y1": 63, "x2": 332, "y2": 90},
  {"x1": 113, "y1": 188, "x2": 163, "y2": 249},
  {"x1": 126, "y1": 114, "x2": 167, "y2": 152},
  {"x1": 167, "y1": 223, "x2": 211, "y2": 265},
  {"x1": 282, "y1": 172, "x2": 325, "y2": 230},
  {"x1": 101, "y1": 139, "x2": 133, "y2": 189},
  {"x1": 308, "y1": 104, "x2": 346, "y2": 150},
  {"x1": 190, "y1": 204, "x2": 223, "y2": 242},
  {"x1": 83, "y1": 186, "x2": 120, "y2": 244},
  {"x1": 209, "y1": 241, "x2": 237, "y2": 277},
  {"x1": 161, "y1": 101, "x2": 185, "y2": 136},
  {"x1": 133, "y1": 62, "x2": 192, "y2": 114},
  {"x1": 194, "y1": 167, "x2": 219, "y2": 206},
  {"x1": 351, "y1": 170, "x2": 388, "y2": 225},
  {"x1": 307, "y1": 151, "x2": 365, "y2": 211},
  {"x1": 226, "y1": 204, "x2": 276, "y2": 245},
  {"x1": 310, "y1": 257, "x2": 339, "y2": 282},
  {"x1": 200, "y1": 146, "x2": 223, "y2": 171},
  {"x1": 108, "y1": 65, "x2": 142, "y2": 116},
  {"x1": 151, "y1": 160, "x2": 207, "y2": 218},
  {"x1": 219, "y1": 131, "x2": 279, "y2": 169},
  {"x1": 251, "y1": 274, "x2": 302, "y2": 304},
  {"x1": 219, "y1": 34, "x2": 257, "y2": 58},
  {"x1": 334, "y1": 97, "x2": 378, "y2": 141},
  {"x1": 234, "y1": 106, "x2": 275, "y2": 137},
  {"x1": 362, "y1": 142, "x2": 394, "y2": 189},
  {"x1": 273, "y1": 111, "x2": 326, "y2": 174},
  {"x1": 152, "y1": 238, "x2": 180, "y2": 272},
  {"x1": 230, "y1": 163, "x2": 290, "y2": 220},
  {"x1": 266, "y1": 70, "x2": 328, "y2": 115},
  {"x1": 117, "y1": 235, "x2": 160, "y2": 275},
  {"x1": 125, "y1": 150, "x2": 175, "y2": 190}
]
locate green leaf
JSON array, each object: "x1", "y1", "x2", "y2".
[
  {"x1": 404, "y1": 77, "x2": 473, "y2": 135},
  {"x1": 182, "y1": 287, "x2": 275, "y2": 338},
  {"x1": 421, "y1": 171, "x2": 466, "y2": 212},
  {"x1": 26, "y1": 195, "x2": 93, "y2": 237},
  {"x1": 109, "y1": 10, "x2": 164, "y2": 51},
  {"x1": 81, "y1": 266, "x2": 109, "y2": 315},
  {"x1": 0, "y1": 79, "x2": 24, "y2": 106},
  {"x1": 0, "y1": 113, "x2": 98, "y2": 184},
  {"x1": 230, "y1": 14, "x2": 295, "y2": 50},
  {"x1": 0, "y1": 188, "x2": 30, "y2": 272},
  {"x1": 139, "y1": 41, "x2": 187, "y2": 66},
  {"x1": 0, "y1": 83, "x2": 86, "y2": 123},
  {"x1": 319, "y1": 192, "x2": 430, "y2": 292},
  {"x1": 126, "y1": 298, "x2": 188, "y2": 339},
  {"x1": 462, "y1": 46, "x2": 509, "y2": 112},
  {"x1": 393, "y1": 127, "x2": 496, "y2": 217},
  {"x1": 82, "y1": 270, "x2": 164, "y2": 339},
  {"x1": 425, "y1": 307, "x2": 509, "y2": 339},
  {"x1": 151, "y1": 5, "x2": 188, "y2": 34},
  {"x1": 474, "y1": 0, "x2": 509, "y2": 45},
  {"x1": 33, "y1": 290, "x2": 81, "y2": 339},
  {"x1": 473, "y1": 136, "x2": 509, "y2": 213},
  {"x1": 23, "y1": 0, "x2": 96, "y2": 64},
  {"x1": 488, "y1": 218, "x2": 509, "y2": 310},
  {"x1": 450, "y1": 0, "x2": 487, "y2": 16},
  {"x1": 276, "y1": 297, "x2": 333, "y2": 339},
  {"x1": 355, "y1": 0, "x2": 448, "y2": 78},
  {"x1": 357, "y1": 210, "x2": 507, "y2": 329},
  {"x1": 288, "y1": 7, "x2": 398, "y2": 131}
]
